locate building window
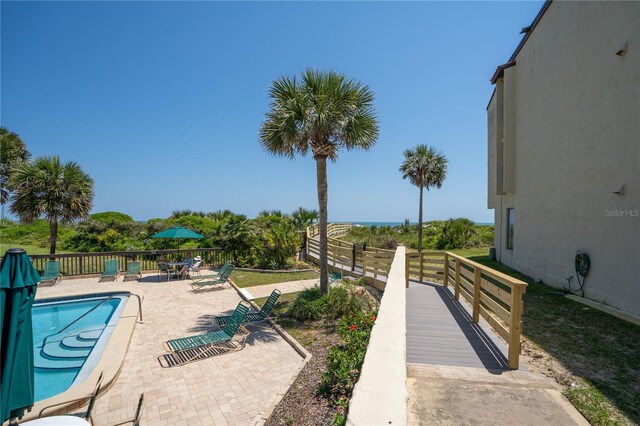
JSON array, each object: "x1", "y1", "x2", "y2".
[{"x1": 506, "y1": 208, "x2": 514, "y2": 250}]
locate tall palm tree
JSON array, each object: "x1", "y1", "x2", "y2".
[
  {"x1": 0, "y1": 127, "x2": 31, "y2": 220},
  {"x1": 260, "y1": 69, "x2": 379, "y2": 293},
  {"x1": 10, "y1": 156, "x2": 94, "y2": 254},
  {"x1": 400, "y1": 145, "x2": 448, "y2": 252}
]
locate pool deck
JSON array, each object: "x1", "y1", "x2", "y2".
[{"x1": 35, "y1": 273, "x2": 306, "y2": 426}]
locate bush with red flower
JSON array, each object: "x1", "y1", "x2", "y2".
[{"x1": 319, "y1": 310, "x2": 378, "y2": 417}]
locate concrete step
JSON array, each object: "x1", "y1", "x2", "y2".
[
  {"x1": 34, "y1": 347, "x2": 84, "y2": 369},
  {"x1": 42, "y1": 341, "x2": 91, "y2": 359}
]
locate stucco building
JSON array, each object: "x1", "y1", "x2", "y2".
[{"x1": 487, "y1": 1, "x2": 639, "y2": 316}]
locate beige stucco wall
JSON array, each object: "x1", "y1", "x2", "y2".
[{"x1": 488, "y1": 1, "x2": 640, "y2": 315}]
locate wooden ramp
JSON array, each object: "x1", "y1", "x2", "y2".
[{"x1": 407, "y1": 281, "x2": 515, "y2": 371}]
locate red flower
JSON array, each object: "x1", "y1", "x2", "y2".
[
  {"x1": 370, "y1": 315, "x2": 376, "y2": 321},
  {"x1": 350, "y1": 324, "x2": 356, "y2": 331}
]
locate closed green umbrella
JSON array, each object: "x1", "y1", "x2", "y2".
[
  {"x1": 1, "y1": 248, "x2": 40, "y2": 423},
  {"x1": 151, "y1": 226, "x2": 204, "y2": 240}
]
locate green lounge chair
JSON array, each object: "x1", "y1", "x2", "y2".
[
  {"x1": 40, "y1": 260, "x2": 62, "y2": 284},
  {"x1": 100, "y1": 259, "x2": 119, "y2": 281},
  {"x1": 124, "y1": 261, "x2": 142, "y2": 281},
  {"x1": 160, "y1": 302, "x2": 250, "y2": 366},
  {"x1": 198, "y1": 261, "x2": 231, "y2": 279},
  {"x1": 215, "y1": 289, "x2": 281, "y2": 326},
  {"x1": 190, "y1": 264, "x2": 233, "y2": 291}
]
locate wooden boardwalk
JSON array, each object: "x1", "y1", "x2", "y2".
[
  {"x1": 308, "y1": 234, "x2": 516, "y2": 371},
  {"x1": 407, "y1": 281, "x2": 514, "y2": 371}
]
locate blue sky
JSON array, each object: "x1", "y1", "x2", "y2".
[{"x1": 1, "y1": 1, "x2": 543, "y2": 222}]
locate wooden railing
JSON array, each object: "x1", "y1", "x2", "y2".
[
  {"x1": 306, "y1": 222, "x2": 352, "y2": 240},
  {"x1": 405, "y1": 250, "x2": 527, "y2": 369},
  {"x1": 362, "y1": 247, "x2": 395, "y2": 280},
  {"x1": 446, "y1": 252, "x2": 526, "y2": 369},
  {"x1": 306, "y1": 223, "x2": 393, "y2": 282},
  {"x1": 29, "y1": 248, "x2": 230, "y2": 277},
  {"x1": 405, "y1": 251, "x2": 445, "y2": 284}
]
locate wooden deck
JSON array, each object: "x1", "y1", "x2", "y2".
[{"x1": 407, "y1": 281, "x2": 516, "y2": 371}]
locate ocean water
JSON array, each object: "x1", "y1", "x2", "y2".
[{"x1": 349, "y1": 221, "x2": 494, "y2": 227}]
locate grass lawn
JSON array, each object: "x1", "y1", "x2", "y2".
[
  {"x1": 230, "y1": 270, "x2": 319, "y2": 288},
  {"x1": 461, "y1": 252, "x2": 640, "y2": 426},
  {"x1": 0, "y1": 243, "x2": 68, "y2": 255}
]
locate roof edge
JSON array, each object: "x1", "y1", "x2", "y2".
[
  {"x1": 489, "y1": 0, "x2": 553, "y2": 84},
  {"x1": 490, "y1": 61, "x2": 517, "y2": 84}
]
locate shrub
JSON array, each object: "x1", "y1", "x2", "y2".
[
  {"x1": 435, "y1": 218, "x2": 477, "y2": 249},
  {"x1": 288, "y1": 287, "x2": 328, "y2": 321},
  {"x1": 325, "y1": 284, "x2": 374, "y2": 319},
  {"x1": 319, "y1": 310, "x2": 377, "y2": 402}
]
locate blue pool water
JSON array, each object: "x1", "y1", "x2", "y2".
[{"x1": 32, "y1": 296, "x2": 125, "y2": 401}]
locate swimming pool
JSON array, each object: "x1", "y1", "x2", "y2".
[{"x1": 33, "y1": 294, "x2": 128, "y2": 401}]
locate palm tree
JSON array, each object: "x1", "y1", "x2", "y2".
[
  {"x1": 10, "y1": 156, "x2": 94, "y2": 254},
  {"x1": 0, "y1": 127, "x2": 31, "y2": 220},
  {"x1": 400, "y1": 145, "x2": 448, "y2": 252},
  {"x1": 291, "y1": 207, "x2": 319, "y2": 231},
  {"x1": 260, "y1": 69, "x2": 379, "y2": 293}
]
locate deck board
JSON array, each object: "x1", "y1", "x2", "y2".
[{"x1": 406, "y1": 281, "x2": 514, "y2": 371}]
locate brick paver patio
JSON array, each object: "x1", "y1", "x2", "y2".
[{"x1": 36, "y1": 273, "x2": 305, "y2": 426}]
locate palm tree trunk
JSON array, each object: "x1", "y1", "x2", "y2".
[
  {"x1": 49, "y1": 217, "x2": 58, "y2": 255},
  {"x1": 316, "y1": 156, "x2": 329, "y2": 293},
  {"x1": 418, "y1": 186, "x2": 424, "y2": 252}
]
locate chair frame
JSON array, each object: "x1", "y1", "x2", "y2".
[
  {"x1": 157, "y1": 261, "x2": 176, "y2": 282},
  {"x1": 38, "y1": 373, "x2": 103, "y2": 422},
  {"x1": 123, "y1": 261, "x2": 142, "y2": 281},
  {"x1": 159, "y1": 303, "x2": 249, "y2": 367},
  {"x1": 108, "y1": 393, "x2": 144, "y2": 426},
  {"x1": 190, "y1": 265, "x2": 233, "y2": 291},
  {"x1": 100, "y1": 259, "x2": 119, "y2": 282},
  {"x1": 40, "y1": 260, "x2": 62, "y2": 284},
  {"x1": 215, "y1": 289, "x2": 281, "y2": 326}
]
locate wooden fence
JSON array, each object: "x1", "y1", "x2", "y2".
[
  {"x1": 445, "y1": 252, "x2": 527, "y2": 368},
  {"x1": 306, "y1": 223, "x2": 393, "y2": 282},
  {"x1": 405, "y1": 251, "x2": 445, "y2": 284},
  {"x1": 362, "y1": 247, "x2": 395, "y2": 280},
  {"x1": 29, "y1": 248, "x2": 230, "y2": 277}
]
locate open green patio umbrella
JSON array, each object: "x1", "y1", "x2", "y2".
[
  {"x1": 0, "y1": 248, "x2": 40, "y2": 423},
  {"x1": 151, "y1": 226, "x2": 204, "y2": 240}
]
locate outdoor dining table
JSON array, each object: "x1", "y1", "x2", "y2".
[{"x1": 167, "y1": 262, "x2": 186, "y2": 279}]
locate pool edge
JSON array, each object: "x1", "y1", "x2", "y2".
[{"x1": 22, "y1": 289, "x2": 144, "y2": 421}]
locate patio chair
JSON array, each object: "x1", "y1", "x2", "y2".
[
  {"x1": 189, "y1": 265, "x2": 233, "y2": 291},
  {"x1": 215, "y1": 289, "x2": 281, "y2": 326},
  {"x1": 157, "y1": 262, "x2": 176, "y2": 281},
  {"x1": 108, "y1": 393, "x2": 144, "y2": 426},
  {"x1": 159, "y1": 302, "x2": 250, "y2": 367},
  {"x1": 39, "y1": 372, "x2": 103, "y2": 422},
  {"x1": 200, "y1": 261, "x2": 231, "y2": 279},
  {"x1": 100, "y1": 259, "x2": 119, "y2": 281},
  {"x1": 123, "y1": 261, "x2": 142, "y2": 281},
  {"x1": 40, "y1": 260, "x2": 62, "y2": 284},
  {"x1": 187, "y1": 260, "x2": 202, "y2": 278}
]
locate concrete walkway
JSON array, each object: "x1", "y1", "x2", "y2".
[
  {"x1": 408, "y1": 364, "x2": 588, "y2": 426},
  {"x1": 406, "y1": 281, "x2": 588, "y2": 425}
]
